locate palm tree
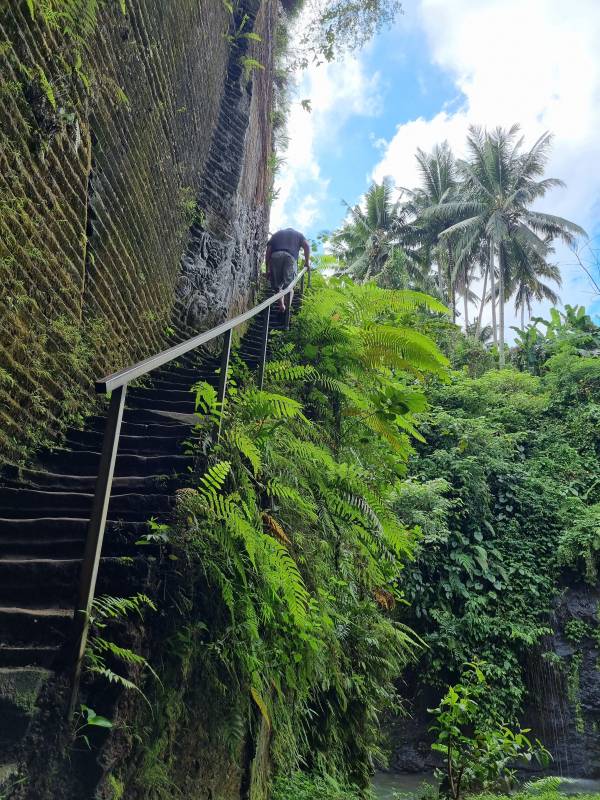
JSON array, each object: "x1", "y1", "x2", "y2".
[
  {"x1": 402, "y1": 143, "x2": 459, "y2": 312},
  {"x1": 332, "y1": 179, "x2": 408, "y2": 282},
  {"x1": 429, "y1": 125, "x2": 586, "y2": 365},
  {"x1": 507, "y1": 239, "x2": 561, "y2": 329}
]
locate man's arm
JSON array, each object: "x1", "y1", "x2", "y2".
[
  {"x1": 302, "y1": 239, "x2": 311, "y2": 273},
  {"x1": 265, "y1": 242, "x2": 272, "y2": 280}
]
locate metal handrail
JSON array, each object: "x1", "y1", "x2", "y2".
[
  {"x1": 96, "y1": 268, "x2": 308, "y2": 393},
  {"x1": 68, "y1": 267, "x2": 309, "y2": 714}
]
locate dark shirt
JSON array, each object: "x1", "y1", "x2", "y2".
[{"x1": 268, "y1": 228, "x2": 306, "y2": 260}]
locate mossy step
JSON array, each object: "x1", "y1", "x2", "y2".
[
  {"x1": 0, "y1": 518, "x2": 147, "y2": 541},
  {"x1": 0, "y1": 607, "x2": 72, "y2": 647},
  {"x1": 0, "y1": 666, "x2": 53, "y2": 760},
  {"x1": 64, "y1": 431, "x2": 188, "y2": 456},
  {"x1": 37, "y1": 450, "x2": 192, "y2": 478},
  {"x1": 0, "y1": 555, "x2": 152, "y2": 605},
  {"x1": 0, "y1": 488, "x2": 172, "y2": 520},
  {"x1": 0, "y1": 646, "x2": 59, "y2": 669},
  {"x1": 125, "y1": 395, "x2": 201, "y2": 415},
  {"x1": 0, "y1": 468, "x2": 184, "y2": 494}
]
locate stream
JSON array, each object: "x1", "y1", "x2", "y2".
[{"x1": 371, "y1": 773, "x2": 600, "y2": 799}]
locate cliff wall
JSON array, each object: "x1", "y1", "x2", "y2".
[{"x1": 0, "y1": 0, "x2": 276, "y2": 462}]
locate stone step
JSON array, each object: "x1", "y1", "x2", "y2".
[
  {"x1": 154, "y1": 364, "x2": 219, "y2": 383},
  {"x1": 0, "y1": 607, "x2": 73, "y2": 647},
  {"x1": 76, "y1": 414, "x2": 191, "y2": 437},
  {"x1": 127, "y1": 386, "x2": 197, "y2": 405},
  {"x1": 0, "y1": 555, "x2": 152, "y2": 605},
  {"x1": 0, "y1": 468, "x2": 183, "y2": 495},
  {"x1": 0, "y1": 489, "x2": 172, "y2": 521},
  {"x1": 38, "y1": 450, "x2": 192, "y2": 477},
  {"x1": 64, "y1": 431, "x2": 188, "y2": 456},
  {"x1": 0, "y1": 517, "x2": 147, "y2": 543},
  {"x1": 125, "y1": 395, "x2": 200, "y2": 415},
  {"x1": 0, "y1": 666, "x2": 54, "y2": 760}
]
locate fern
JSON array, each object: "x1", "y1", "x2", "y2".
[
  {"x1": 242, "y1": 390, "x2": 306, "y2": 421},
  {"x1": 91, "y1": 593, "x2": 156, "y2": 621},
  {"x1": 266, "y1": 360, "x2": 316, "y2": 383},
  {"x1": 86, "y1": 593, "x2": 157, "y2": 700},
  {"x1": 198, "y1": 460, "x2": 231, "y2": 496},
  {"x1": 228, "y1": 427, "x2": 261, "y2": 475}
]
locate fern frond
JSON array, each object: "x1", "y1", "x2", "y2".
[
  {"x1": 92, "y1": 593, "x2": 156, "y2": 621},
  {"x1": 198, "y1": 461, "x2": 231, "y2": 498},
  {"x1": 241, "y1": 390, "x2": 306, "y2": 421},
  {"x1": 266, "y1": 480, "x2": 318, "y2": 521},
  {"x1": 262, "y1": 512, "x2": 292, "y2": 546},
  {"x1": 88, "y1": 666, "x2": 139, "y2": 692},
  {"x1": 227, "y1": 427, "x2": 262, "y2": 475},
  {"x1": 265, "y1": 360, "x2": 316, "y2": 383}
]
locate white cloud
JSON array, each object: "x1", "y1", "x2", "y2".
[
  {"x1": 372, "y1": 0, "x2": 600, "y2": 326},
  {"x1": 270, "y1": 54, "x2": 382, "y2": 234}
]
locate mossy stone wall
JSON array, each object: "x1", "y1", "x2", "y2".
[{"x1": 0, "y1": 0, "x2": 275, "y2": 462}]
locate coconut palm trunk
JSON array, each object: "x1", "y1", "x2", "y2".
[
  {"x1": 489, "y1": 241, "x2": 498, "y2": 347},
  {"x1": 463, "y1": 275, "x2": 469, "y2": 332},
  {"x1": 520, "y1": 302, "x2": 525, "y2": 331},
  {"x1": 448, "y1": 245, "x2": 457, "y2": 323},
  {"x1": 476, "y1": 261, "x2": 489, "y2": 339},
  {"x1": 498, "y1": 246, "x2": 506, "y2": 367}
]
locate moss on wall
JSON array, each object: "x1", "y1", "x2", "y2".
[{"x1": 0, "y1": 0, "x2": 275, "y2": 463}]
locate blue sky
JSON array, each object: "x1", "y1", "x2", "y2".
[{"x1": 271, "y1": 0, "x2": 600, "y2": 327}]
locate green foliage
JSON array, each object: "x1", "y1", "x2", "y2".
[
  {"x1": 291, "y1": 0, "x2": 402, "y2": 68},
  {"x1": 429, "y1": 663, "x2": 550, "y2": 800},
  {"x1": 557, "y1": 504, "x2": 600, "y2": 583},
  {"x1": 271, "y1": 771, "x2": 372, "y2": 800},
  {"x1": 86, "y1": 594, "x2": 157, "y2": 697},
  {"x1": 168, "y1": 277, "x2": 448, "y2": 787},
  {"x1": 471, "y1": 777, "x2": 600, "y2": 800},
  {"x1": 395, "y1": 303, "x2": 600, "y2": 725}
]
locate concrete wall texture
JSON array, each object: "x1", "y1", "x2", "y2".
[{"x1": 0, "y1": 0, "x2": 277, "y2": 461}]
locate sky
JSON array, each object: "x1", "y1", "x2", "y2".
[{"x1": 271, "y1": 0, "x2": 600, "y2": 329}]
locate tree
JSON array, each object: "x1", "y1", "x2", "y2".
[
  {"x1": 430, "y1": 662, "x2": 551, "y2": 800},
  {"x1": 402, "y1": 143, "x2": 460, "y2": 314},
  {"x1": 290, "y1": 0, "x2": 403, "y2": 68},
  {"x1": 332, "y1": 179, "x2": 409, "y2": 282},
  {"x1": 428, "y1": 126, "x2": 585, "y2": 365},
  {"x1": 508, "y1": 242, "x2": 561, "y2": 330}
]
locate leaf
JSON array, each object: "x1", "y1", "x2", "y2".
[
  {"x1": 262, "y1": 513, "x2": 291, "y2": 546},
  {"x1": 250, "y1": 686, "x2": 271, "y2": 728}
]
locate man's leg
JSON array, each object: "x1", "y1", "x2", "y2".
[{"x1": 283, "y1": 255, "x2": 297, "y2": 310}]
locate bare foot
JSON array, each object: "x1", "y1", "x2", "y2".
[{"x1": 278, "y1": 299, "x2": 286, "y2": 312}]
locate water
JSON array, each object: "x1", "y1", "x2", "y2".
[
  {"x1": 371, "y1": 772, "x2": 434, "y2": 800},
  {"x1": 371, "y1": 773, "x2": 600, "y2": 799}
]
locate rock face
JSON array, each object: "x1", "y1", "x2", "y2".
[
  {"x1": 0, "y1": 0, "x2": 277, "y2": 462},
  {"x1": 389, "y1": 583, "x2": 600, "y2": 779},
  {"x1": 524, "y1": 584, "x2": 600, "y2": 778},
  {"x1": 173, "y1": 0, "x2": 275, "y2": 335}
]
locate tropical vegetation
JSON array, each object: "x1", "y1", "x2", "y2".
[{"x1": 332, "y1": 126, "x2": 587, "y2": 365}]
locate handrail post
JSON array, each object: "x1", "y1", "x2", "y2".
[
  {"x1": 300, "y1": 273, "x2": 305, "y2": 296},
  {"x1": 284, "y1": 292, "x2": 292, "y2": 330},
  {"x1": 307, "y1": 268, "x2": 311, "y2": 289},
  {"x1": 257, "y1": 306, "x2": 270, "y2": 390},
  {"x1": 217, "y1": 328, "x2": 232, "y2": 438},
  {"x1": 68, "y1": 385, "x2": 127, "y2": 717}
]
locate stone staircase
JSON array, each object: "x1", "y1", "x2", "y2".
[{"x1": 0, "y1": 299, "x2": 292, "y2": 786}]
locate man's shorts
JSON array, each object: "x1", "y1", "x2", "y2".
[{"x1": 270, "y1": 250, "x2": 297, "y2": 292}]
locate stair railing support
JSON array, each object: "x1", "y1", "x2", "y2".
[
  {"x1": 68, "y1": 384, "x2": 127, "y2": 717},
  {"x1": 284, "y1": 292, "x2": 292, "y2": 330},
  {"x1": 217, "y1": 328, "x2": 232, "y2": 438},
  {"x1": 257, "y1": 306, "x2": 270, "y2": 390}
]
